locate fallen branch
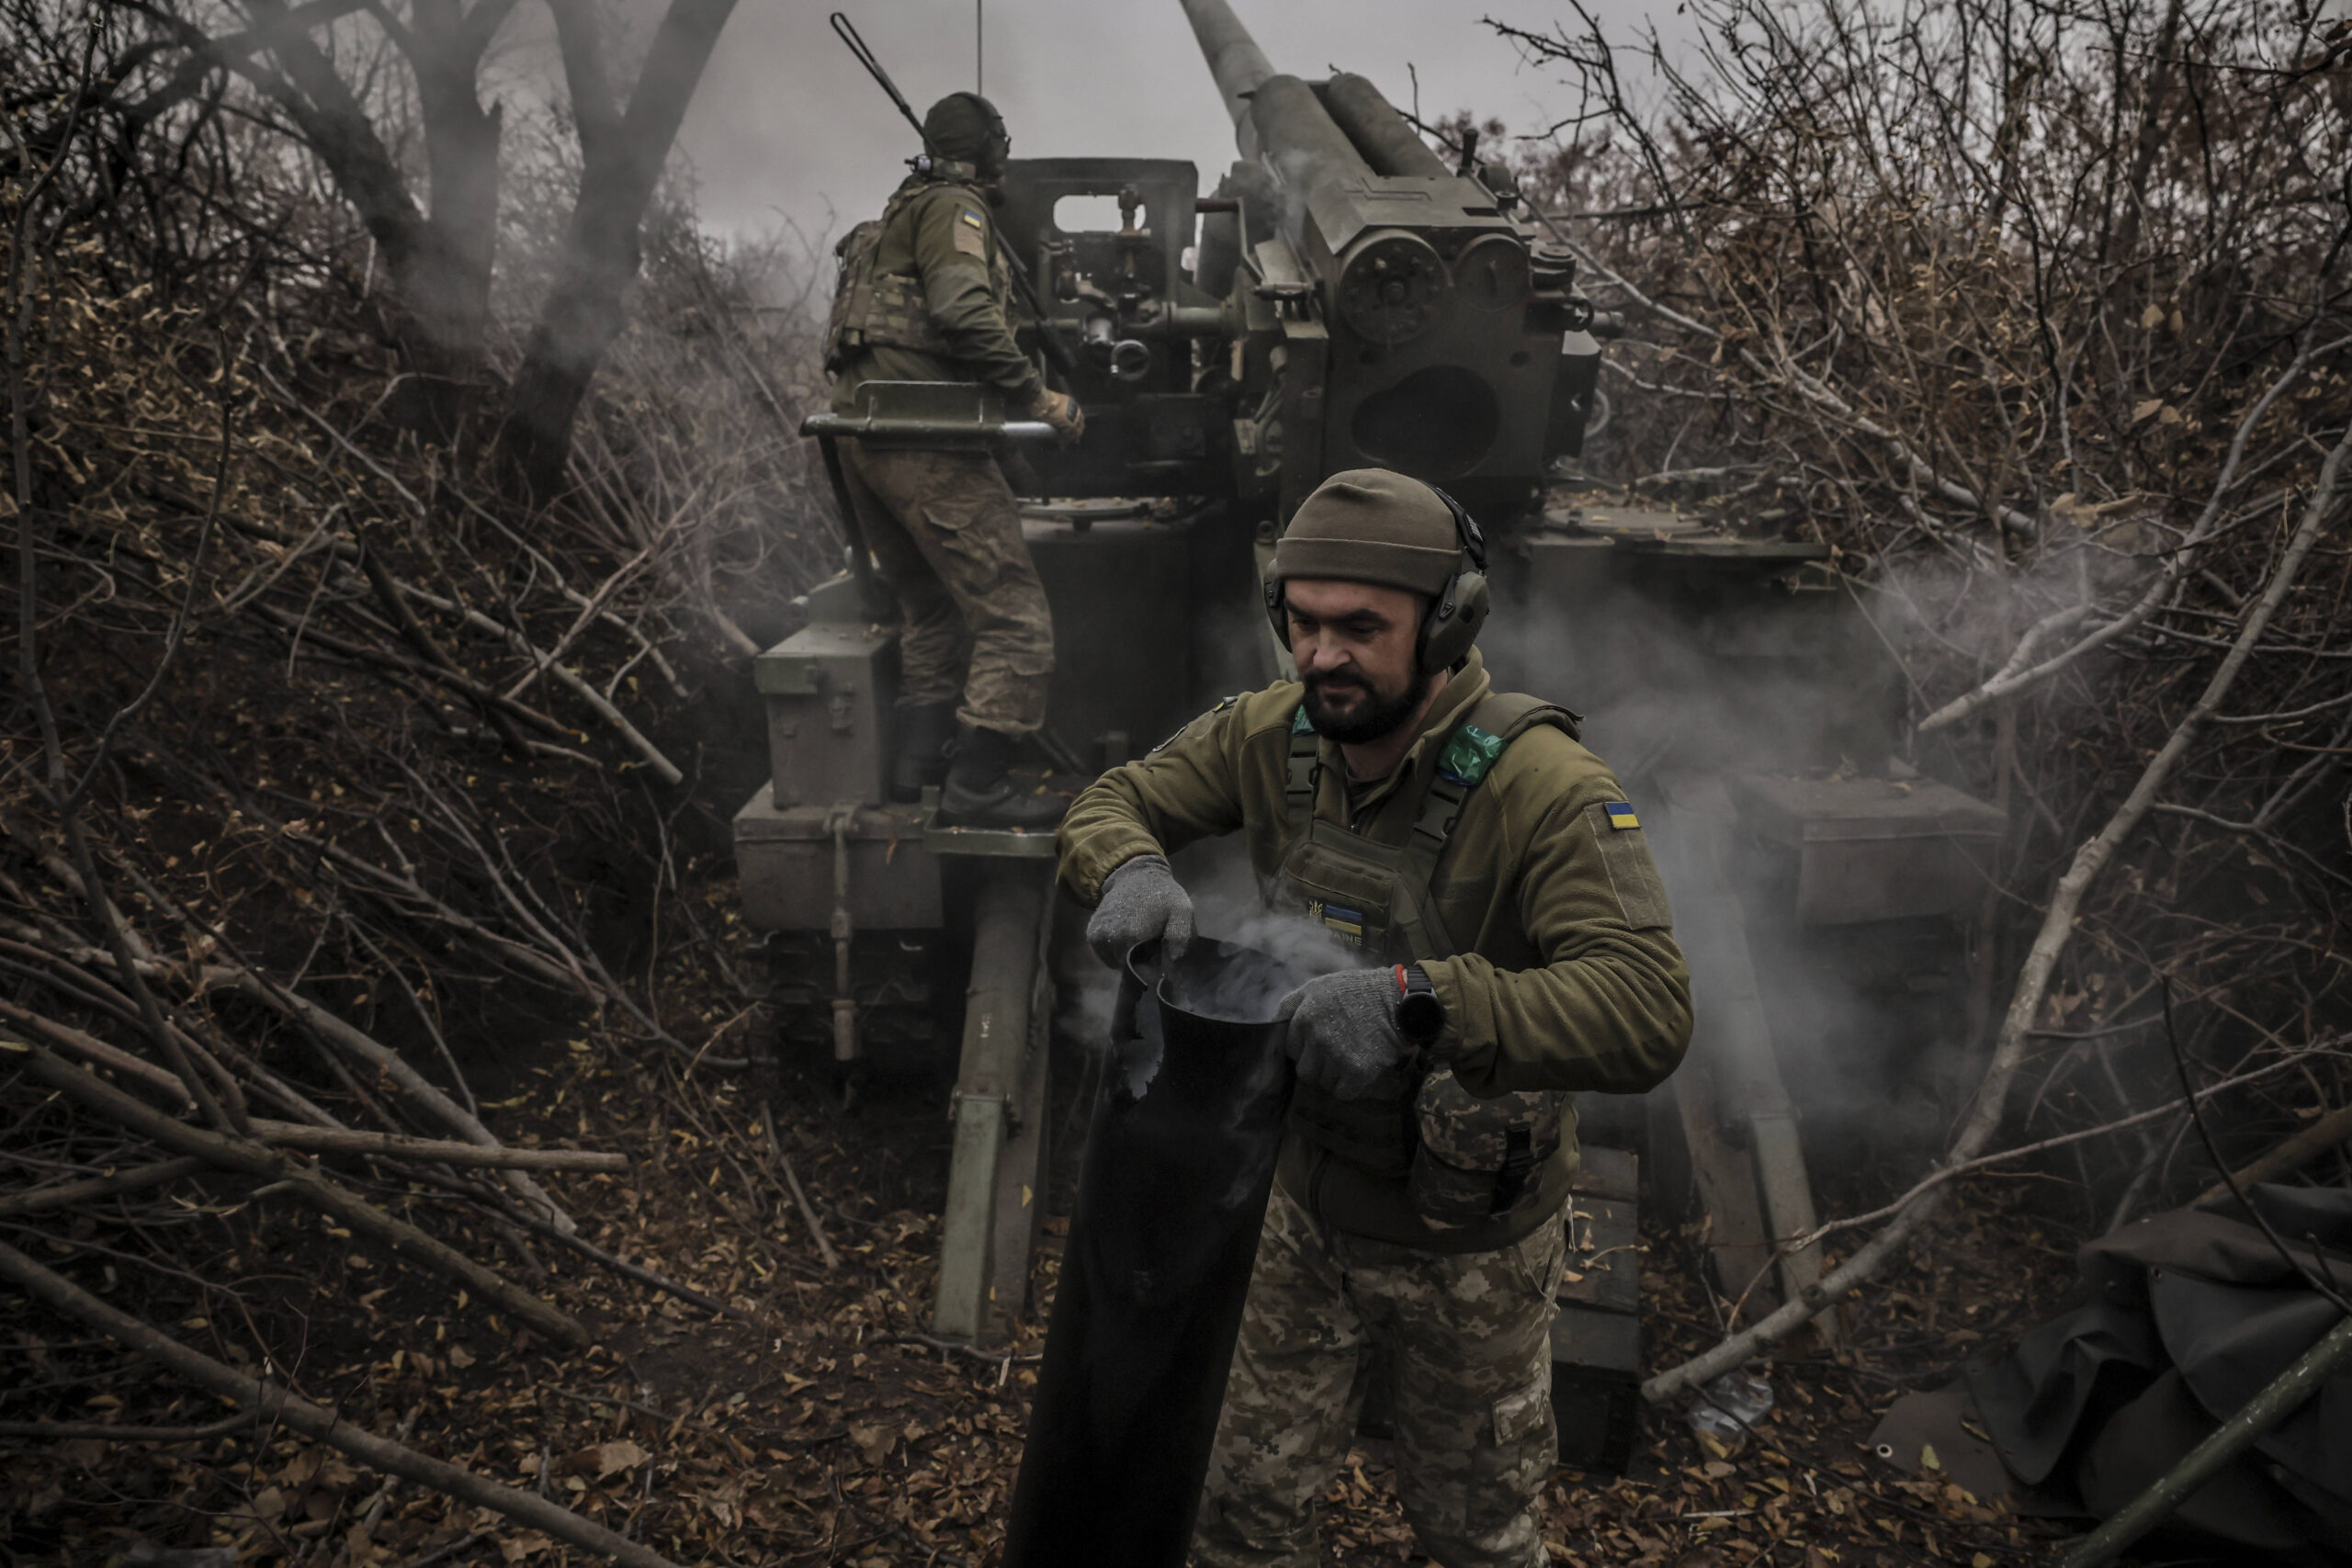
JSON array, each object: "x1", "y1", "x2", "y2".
[
  {"x1": 1641, "y1": 417, "x2": 2352, "y2": 1405},
  {"x1": 0, "y1": 1000, "x2": 193, "y2": 1106},
  {"x1": 2057, "y1": 1311, "x2": 2352, "y2": 1568},
  {"x1": 12, "y1": 1040, "x2": 588, "y2": 1347},
  {"x1": 204, "y1": 968, "x2": 582, "y2": 1235},
  {"x1": 397, "y1": 581, "x2": 684, "y2": 786},
  {"x1": 0, "y1": 1409, "x2": 253, "y2": 1440},
  {"x1": 252, "y1": 599, "x2": 574, "y2": 740},
  {"x1": 2195, "y1": 1102, "x2": 2352, "y2": 1208},
  {"x1": 0, "y1": 1238, "x2": 681, "y2": 1568},
  {"x1": 514, "y1": 1213, "x2": 768, "y2": 1329},
  {"x1": 250, "y1": 1122, "x2": 628, "y2": 1171},
  {"x1": 873, "y1": 1332, "x2": 1041, "y2": 1367},
  {"x1": 762, "y1": 1104, "x2": 837, "y2": 1271},
  {"x1": 0, "y1": 1156, "x2": 209, "y2": 1217}
]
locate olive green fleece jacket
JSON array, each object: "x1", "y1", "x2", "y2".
[
  {"x1": 830, "y1": 174, "x2": 1042, "y2": 415},
  {"x1": 1057, "y1": 648, "x2": 1694, "y2": 1253}
]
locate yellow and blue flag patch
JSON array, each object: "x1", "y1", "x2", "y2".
[
  {"x1": 1306, "y1": 899, "x2": 1366, "y2": 946},
  {"x1": 951, "y1": 206, "x2": 989, "y2": 257},
  {"x1": 1604, "y1": 801, "x2": 1641, "y2": 830}
]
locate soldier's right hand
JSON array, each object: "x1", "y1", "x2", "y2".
[
  {"x1": 1085, "y1": 853, "x2": 1193, "y2": 967},
  {"x1": 1032, "y1": 387, "x2": 1085, "y2": 446}
]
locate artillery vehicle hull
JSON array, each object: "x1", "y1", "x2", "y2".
[{"x1": 737, "y1": 0, "x2": 2002, "y2": 1480}]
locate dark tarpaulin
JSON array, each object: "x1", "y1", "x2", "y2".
[
  {"x1": 1001, "y1": 937, "x2": 1305, "y2": 1568},
  {"x1": 1965, "y1": 1185, "x2": 2352, "y2": 1558}
]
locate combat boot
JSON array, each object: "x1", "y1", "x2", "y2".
[
  {"x1": 889, "y1": 700, "x2": 957, "y2": 802},
  {"x1": 936, "y1": 725, "x2": 1066, "y2": 829}
]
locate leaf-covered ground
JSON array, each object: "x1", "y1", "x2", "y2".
[{"x1": 5, "y1": 908, "x2": 2098, "y2": 1568}]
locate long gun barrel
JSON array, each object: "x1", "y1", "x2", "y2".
[
  {"x1": 1176, "y1": 0, "x2": 1274, "y2": 143},
  {"x1": 1322, "y1": 72, "x2": 1452, "y2": 178},
  {"x1": 1180, "y1": 0, "x2": 1370, "y2": 192},
  {"x1": 1170, "y1": 0, "x2": 1600, "y2": 518}
]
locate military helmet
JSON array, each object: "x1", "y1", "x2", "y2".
[
  {"x1": 1265, "y1": 468, "x2": 1490, "y2": 674},
  {"x1": 923, "y1": 93, "x2": 1011, "y2": 178}
]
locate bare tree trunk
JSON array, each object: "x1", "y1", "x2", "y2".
[
  {"x1": 122, "y1": 0, "x2": 514, "y2": 444},
  {"x1": 494, "y1": 0, "x2": 741, "y2": 503},
  {"x1": 393, "y1": 2, "x2": 511, "y2": 442}
]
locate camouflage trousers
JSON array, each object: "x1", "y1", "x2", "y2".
[
  {"x1": 837, "y1": 441, "x2": 1054, "y2": 736},
  {"x1": 1193, "y1": 1182, "x2": 1567, "y2": 1568}
]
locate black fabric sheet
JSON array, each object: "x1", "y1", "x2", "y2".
[{"x1": 1967, "y1": 1185, "x2": 2352, "y2": 1557}]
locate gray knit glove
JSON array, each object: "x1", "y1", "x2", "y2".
[
  {"x1": 1278, "y1": 969, "x2": 1413, "y2": 1100},
  {"x1": 1085, "y1": 854, "x2": 1195, "y2": 967}
]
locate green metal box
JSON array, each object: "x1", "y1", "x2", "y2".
[
  {"x1": 730, "y1": 784, "x2": 942, "y2": 931},
  {"x1": 754, "y1": 623, "x2": 898, "y2": 809}
]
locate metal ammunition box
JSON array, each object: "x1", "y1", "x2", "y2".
[
  {"x1": 754, "y1": 623, "x2": 898, "y2": 808},
  {"x1": 1553, "y1": 1144, "x2": 1643, "y2": 1473},
  {"x1": 1733, "y1": 773, "x2": 2007, "y2": 925},
  {"x1": 730, "y1": 784, "x2": 942, "y2": 931}
]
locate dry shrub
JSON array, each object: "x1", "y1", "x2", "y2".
[
  {"x1": 1490, "y1": 0, "x2": 2352, "y2": 1219},
  {"x1": 1, "y1": 7, "x2": 851, "y2": 1559}
]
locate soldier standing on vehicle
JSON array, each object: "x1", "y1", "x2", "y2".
[
  {"x1": 1057, "y1": 468, "x2": 1693, "y2": 1568},
  {"x1": 825, "y1": 92, "x2": 1082, "y2": 829}
]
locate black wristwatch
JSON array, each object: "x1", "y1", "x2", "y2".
[{"x1": 1393, "y1": 964, "x2": 1446, "y2": 1044}]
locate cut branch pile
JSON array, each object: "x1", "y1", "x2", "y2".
[{"x1": 1, "y1": 3, "x2": 854, "y2": 1560}]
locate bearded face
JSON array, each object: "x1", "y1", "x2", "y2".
[
  {"x1": 1283, "y1": 579, "x2": 1433, "y2": 747},
  {"x1": 1302, "y1": 660, "x2": 1432, "y2": 744}
]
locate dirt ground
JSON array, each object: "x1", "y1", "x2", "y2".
[{"x1": 3, "y1": 915, "x2": 2110, "y2": 1568}]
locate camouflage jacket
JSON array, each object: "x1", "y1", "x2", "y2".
[
  {"x1": 827, "y1": 169, "x2": 1041, "y2": 415},
  {"x1": 1057, "y1": 648, "x2": 1694, "y2": 1253}
]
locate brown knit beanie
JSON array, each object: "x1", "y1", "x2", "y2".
[{"x1": 1270, "y1": 468, "x2": 1460, "y2": 597}]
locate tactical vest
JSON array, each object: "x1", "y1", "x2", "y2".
[
  {"x1": 824, "y1": 166, "x2": 1007, "y2": 374},
  {"x1": 1271, "y1": 691, "x2": 1585, "y2": 1232}
]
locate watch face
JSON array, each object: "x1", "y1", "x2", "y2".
[{"x1": 1397, "y1": 992, "x2": 1445, "y2": 1042}]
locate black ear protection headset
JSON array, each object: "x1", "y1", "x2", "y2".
[{"x1": 1264, "y1": 481, "x2": 1491, "y2": 675}]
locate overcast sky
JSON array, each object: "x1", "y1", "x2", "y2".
[{"x1": 663, "y1": 0, "x2": 1671, "y2": 245}]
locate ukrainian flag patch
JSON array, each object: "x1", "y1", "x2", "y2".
[
  {"x1": 1604, "y1": 801, "x2": 1641, "y2": 830},
  {"x1": 958, "y1": 208, "x2": 985, "y2": 229},
  {"x1": 1306, "y1": 900, "x2": 1366, "y2": 945}
]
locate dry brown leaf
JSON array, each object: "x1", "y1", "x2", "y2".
[
  {"x1": 848, "y1": 1421, "x2": 895, "y2": 1466},
  {"x1": 570, "y1": 1438, "x2": 650, "y2": 1479}
]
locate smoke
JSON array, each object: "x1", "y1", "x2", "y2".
[
  {"x1": 1056, "y1": 836, "x2": 1368, "y2": 1050},
  {"x1": 1159, "y1": 907, "x2": 1362, "y2": 1023},
  {"x1": 1475, "y1": 537, "x2": 1999, "y2": 1167},
  {"x1": 1178, "y1": 834, "x2": 1365, "y2": 982}
]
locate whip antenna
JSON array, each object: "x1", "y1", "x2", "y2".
[{"x1": 829, "y1": 12, "x2": 931, "y2": 149}]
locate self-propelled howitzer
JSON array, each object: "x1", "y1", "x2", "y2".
[{"x1": 743, "y1": 0, "x2": 2006, "y2": 1496}]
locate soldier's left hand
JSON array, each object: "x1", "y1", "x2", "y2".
[{"x1": 1278, "y1": 969, "x2": 1413, "y2": 1100}]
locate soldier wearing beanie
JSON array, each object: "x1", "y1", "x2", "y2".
[
  {"x1": 1057, "y1": 468, "x2": 1693, "y2": 1568},
  {"x1": 823, "y1": 93, "x2": 1082, "y2": 828}
]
